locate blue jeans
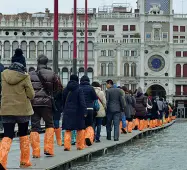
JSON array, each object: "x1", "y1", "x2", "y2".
[
  {"x1": 121, "y1": 114, "x2": 126, "y2": 128},
  {"x1": 54, "y1": 120, "x2": 60, "y2": 129},
  {"x1": 106, "y1": 112, "x2": 120, "y2": 140},
  {"x1": 93, "y1": 118, "x2": 103, "y2": 141}
]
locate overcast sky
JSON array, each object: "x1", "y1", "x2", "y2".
[{"x1": 0, "y1": 0, "x2": 186, "y2": 14}]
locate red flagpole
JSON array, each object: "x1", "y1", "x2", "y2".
[
  {"x1": 53, "y1": 0, "x2": 59, "y2": 74},
  {"x1": 73, "y1": 0, "x2": 77, "y2": 75},
  {"x1": 84, "y1": 0, "x2": 88, "y2": 75}
]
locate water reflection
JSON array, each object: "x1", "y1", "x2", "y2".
[{"x1": 72, "y1": 122, "x2": 187, "y2": 170}]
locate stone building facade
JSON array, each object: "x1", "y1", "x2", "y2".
[{"x1": 0, "y1": 0, "x2": 187, "y2": 103}]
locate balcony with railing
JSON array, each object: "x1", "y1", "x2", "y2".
[
  {"x1": 173, "y1": 38, "x2": 186, "y2": 44},
  {"x1": 174, "y1": 14, "x2": 187, "y2": 19},
  {"x1": 96, "y1": 13, "x2": 139, "y2": 19},
  {"x1": 97, "y1": 37, "x2": 141, "y2": 44}
]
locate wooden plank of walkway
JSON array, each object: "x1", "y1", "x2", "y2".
[{"x1": 7, "y1": 121, "x2": 175, "y2": 170}]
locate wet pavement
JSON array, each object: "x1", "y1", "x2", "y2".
[{"x1": 72, "y1": 121, "x2": 187, "y2": 170}]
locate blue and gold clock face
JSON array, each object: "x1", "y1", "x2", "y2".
[{"x1": 148, "y1": 55, "x2": 165, "y2": 72}]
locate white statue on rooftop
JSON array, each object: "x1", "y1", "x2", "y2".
[{"x1": 149, "y1": 3, "x2": 163, "y2": 15}]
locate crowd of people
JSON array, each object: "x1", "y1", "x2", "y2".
[{"x1": 0, "y1": 49, "x2": 176, "y2": 170}]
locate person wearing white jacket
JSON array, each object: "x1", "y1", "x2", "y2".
[{"x1": 92, "y1": 82, "x2": 106, "y2": 142}]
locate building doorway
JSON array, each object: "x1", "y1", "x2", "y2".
[{"x1": 146, "y1": 84, "x2": 166, "y2": 98}]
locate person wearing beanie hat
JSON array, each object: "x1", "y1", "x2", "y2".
[
  {"x1": 29, "y1": 54, "x2": 61, "y2": 158},
  {"x1": 62, "y1": 74, "x2": 87, "y2": 151},
  {"x1": 80, "y1": 75, "x2": 98, "y2": 147},
  {"x1": 70, "y1": 74, "x2": 79, "y2": 82},
  {"x1": 11, "y1": 48, "x2": 26, "y2": 68},
  {"x1": 0, "y1": 49, "x2": 35, "y2": 168}
]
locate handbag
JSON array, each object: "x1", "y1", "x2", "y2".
[
  {"x1": 93, "y1": 100, "x2": 100, "y2": 112},
  {"x1": 37, "y1": 71, "x2": 58, "y2": 112}
]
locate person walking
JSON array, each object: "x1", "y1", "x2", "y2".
[
  {"x1": 92, "y1": 82, "x2": 106, "y2": 142},
  {"x1": 134, "y1": 87, "x2": 147, "y2": 131},
  {"x1": 80, "y1": 75, "x2": 98, "y2": 146},
  {"x1": 122, "y1": 86, "x2": 134, "y2": 133},
  {"x1": 0, "y1": 49, "x2": 35, "y2": 169},
  {"x1": 106, "y1": 80, "x2": 125, "y2": 141},
  {"x1": 29, "y1": 54, "x2": 60, "y2": 158},
  {"x1": 62, "y1": 75, "x2": 87, "y2": 151}
]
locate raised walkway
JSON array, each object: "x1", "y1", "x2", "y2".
[{"x1": 6, "y1": 120, "x2": 175, "y2": 170}]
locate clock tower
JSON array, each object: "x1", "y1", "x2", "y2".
[{"x1": 138, "y1": 0, "x2": 174, "y2": 102}]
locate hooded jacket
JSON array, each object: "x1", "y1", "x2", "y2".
[
  {"x1": 80, "y1": 76, "x2": 98, "y2": 109},
  {"x1": 135, "y1": 87, "x2": 147, "y2": 117},
  {"x1": 0, "y1": 63, "x2": 35, "y2": 116},
  {"x1": 62, "y1": 80, "x2": 87, "y2": 130}
]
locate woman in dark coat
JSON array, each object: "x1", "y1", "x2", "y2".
[
  {"x1": 62, "y1": 75, "x2": 87, "y2": 151},
  {"x1": 151, "y1": 97, "x2": 159, "y2": 128},
  {"x1": 135, "y1": 87, "x2": 147, "y2": 131}
]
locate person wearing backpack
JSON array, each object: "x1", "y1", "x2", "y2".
[{"x1": 92, "y1": 82, "x2": 106, "y2": 143}]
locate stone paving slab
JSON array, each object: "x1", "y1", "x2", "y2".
[{"x1": 6, "y1": 121, "x2": 175, "y2": 170}]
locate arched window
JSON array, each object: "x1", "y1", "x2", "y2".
[
  {"x1": 0, "y1": 42, "x2": 2, "y2": 59},
  {"x1": 88, "y1": 68, "x2": 93, "y2": 83},
  {"x1": 101, "y1": 63, "x2": 106, "y2": 76},
  {"x1": 12, "y1": 41, "x2": 19, "y2": 56},
  {"x1": 46, "y1": 41, "x2": 52, "y2": 59},
  {"x1": 58, "y1": 41, "x2": 61, "y2": 58},
  {"x1": 29, "y1": 41, "x2": 36, "y2": 58},
  {"x1": 108, "y1": 63, "x2": 113, "y2": 76},
  {"x1": 79, "y1": 41, "x2": 84, "y2": 59},
  {"x1": 62, "y1": 68, "x2": 69, "y2": 86},
  {"x1": 62, "y1": 41, "x2": 69, "y2": 59},
  {"x1": 70, "y1": 42, "x2": 73, "y2": 59},
  {"x1": 176, "y1": 64, "x2": 181, "y2": 77},
  {"x1": 21, "y1": 41, "x2": 27, "y2": 58},
  {"x1": 183, "y1": 64, "x2": 187, "y2": 77},
  {"x1": 88, "y1": 42, "x2": 93, "y2": 59},
  {"x1": 124, "y1": 63, "x2": 129, "y2": 77},
  {"x1": 79, "y1": 67, "x2": 84, "y2": 80},
  {"x1": 38, "y1": 41, "x2": 44, "y2": 56},
  {"x1": 131, "y1": 63, "x2": 136, "y2": 77},
  {"x1": 4, "y1": 41, "x2": 10, "y2": 58}
]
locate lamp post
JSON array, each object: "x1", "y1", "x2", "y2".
[
  {"x1": 84, "y1": 0, "x2": 88, "y2": 75},
  {"x1": 73, "y1": 0, "x2": 77, "y2": 75},
  {"x1": 53, "y1": 0, "x2": 59, "y2": 74}
]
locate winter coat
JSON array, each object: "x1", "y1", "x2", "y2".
[
  {"x1": 130, "y1": 95, "x2": 136, "y2": 116},
  {"x1": 29, "y1": 65, "x2": 59, "y2": 108},
  {"x1": 80, "y1": 81, "x2": 98, "y2": 109},
  {"x1": 151, "y1": 99, "x2": 159, "y2": 119},
  {"x1": 62, "y1": 80, "x2": 87, "y2": 130},
  {"x1": 0, "y1": 63, "x2": 35, "y2": 116},
  {"x1": 106, "y1": 87, "x2": 125, "y2": 113},
  {"x1": 135, "y1": 89, "x2": 147, "y2": 117},
  {"x1": 93, "y1": 87, "x2": 106, "y2": 117},
  {"x1": 124, "y1": 93, "x2": 133, "y2": 119}
]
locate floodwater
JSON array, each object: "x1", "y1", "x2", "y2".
[{"x1": 72, "y1": 121, "x2": 187, "y2": 170}]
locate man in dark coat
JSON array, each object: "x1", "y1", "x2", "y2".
[
  {"x1": 80, "y1": 75, "x2": 98, "y2": 146},
  {"x1": 106, "y1": 80, "x2": 125, "y2": 141},
  {"x1": 29, "y1": 54, "x2": 60, "y2": 158},
  {"x1": 62, "y1": 75, "x2": 87, "y2": 151}
]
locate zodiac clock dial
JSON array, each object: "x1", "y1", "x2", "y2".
[{"x1": 148, "y1": 55, "x2": 165, "y2": 72}]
